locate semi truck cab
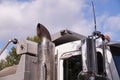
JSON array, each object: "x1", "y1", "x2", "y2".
[
  {"x1": 52, "y1": 30, "x2": 120, "y2": 80},
  {"x1": 0, "y1": 26, "x2": 120, "y2": 80}
]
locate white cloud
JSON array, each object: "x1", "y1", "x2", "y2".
[
  {"x1": 96, "y1": 14, "x2": 120, "y2": 41},
  {"x1": 0, "y1": 0, "x2": 119, "y2": 42},
  {"x1": 0, "y1": 0, "x2": 92, "y2": 41},
  {"x1": 103, "y1": 15, "x2": 120, "y2": 31}
]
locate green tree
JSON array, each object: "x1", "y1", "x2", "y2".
[
  {"x1": 5, "y1": 47, "x2": 21, "y2": 67},
  {"x1": 0, "y1": 60, "x2": 6, "y2": 70},
  {"x1": 0, "y1": 47, "x2": 21, "y2": 70},
  {"x1": 0, "y1": 35, "x2": 40, "y2": 70},
  {"x1": 27, "y1": 35, "x2": 40, "y2": 43}
]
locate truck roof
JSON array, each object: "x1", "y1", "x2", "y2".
[
  {"x1": 108, "y1": 42, "x2": 120, "y2": 47},
  {"x1": 51, "y1": 29, "x2": 86, "y2": 46}
]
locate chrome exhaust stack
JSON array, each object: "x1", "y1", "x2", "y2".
[
  {"x1": 78, "y1": 31, "x2": 109, "y2": 80},
  {"x1": 37, "y1": 23, "x2": 55, "y2": 80},
  {"x1": 78, "y1": 36, "x2": 98, "y2": 80}
]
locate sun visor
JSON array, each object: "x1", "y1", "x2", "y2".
[{"x1": 51, "y1": 30, "x2": 86, "y2": 46}]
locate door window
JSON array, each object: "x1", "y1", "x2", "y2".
[{"x1": 63, "y1": 55, "x2": 82, "y2": 80}]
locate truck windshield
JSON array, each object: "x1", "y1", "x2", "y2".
[
  {"x1": 110, "y1": 46, "x2": 120, "y2": 77},
  {"x1": 63, "y1": 55, "x2": 82, "y2": 80}
]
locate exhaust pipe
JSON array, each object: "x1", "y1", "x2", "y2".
[
  {"x1": 86, "y1": 36, "x2": 98, "y2": 74},
  {"x1": 37, "y1": 23, "x2": 55, "y2": 80}
]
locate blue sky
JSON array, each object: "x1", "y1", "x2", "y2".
[
  {"x1": 0, "y1": 0, "x2": 119, "y2": 40},
  {"x1": 95, "y1": 0, "x2": 120, "y2": 41},
  {"x1": 95, "y1": 0, "x2": 120, "y2": 16},
  {"x1": 0, "y1": 0, "x2": 120, "y2": 59},
  {"x1": 85, "y1": 0, "x2": 120, "y2": 40}
]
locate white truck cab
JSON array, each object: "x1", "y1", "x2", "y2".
[
  {"x1": 52, "y1": 30, "x2": 120, "y2": 80},
  {"x1": 0, "y1": 25, "x2": 120, "y2": 80}
]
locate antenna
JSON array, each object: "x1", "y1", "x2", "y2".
[
  {"x1": 92, "y1": 1, "x2": 97, "y2": 32},
  {"x1": 91, "y1": 1, "x2": 108, "y2": 77}
]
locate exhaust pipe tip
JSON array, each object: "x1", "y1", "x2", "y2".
[{"x1": 37, "y1": 23, "x2": 51, "y2": 41}]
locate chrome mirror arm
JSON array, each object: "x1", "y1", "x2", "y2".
[{"x1": 0, "y1": 38, "x2": 18, "y2": 55}]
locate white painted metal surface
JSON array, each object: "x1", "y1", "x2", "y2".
[
  {"x1": 55, "y1": 40, "x2": 120, "y2": 80},
  {"x1": 55, "y1": 40, "x2": 82, "y2": 80}
]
